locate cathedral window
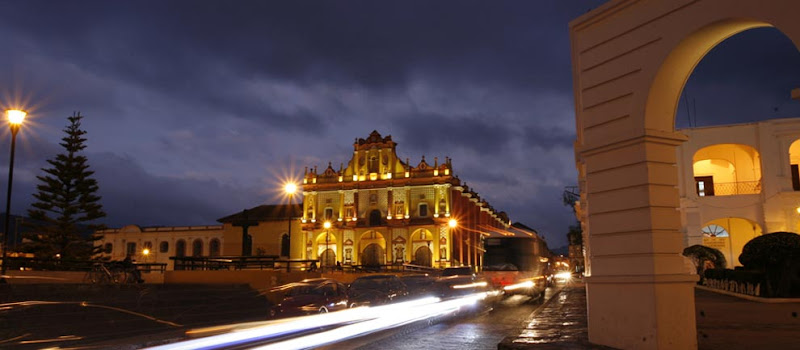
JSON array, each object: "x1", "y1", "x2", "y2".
[{"x1": 419, "y1": 203, "x2": 429, "y2": 217}]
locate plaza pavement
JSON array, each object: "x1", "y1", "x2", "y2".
[{"x1": 499, "y1": 280, "x2": 800, "y2": 350}]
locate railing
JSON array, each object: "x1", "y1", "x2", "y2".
[
  {"x1": 169, "y1": 256, "x2": 444, "y2": 274},
  {"x1": 697, "y1": 180, "x2": 761, "y2": 196},
  {"x1": 2, "y1": 257, "x2": 166, "y2": 273}
]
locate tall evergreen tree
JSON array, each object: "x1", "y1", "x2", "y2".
[{"x1": 25, "y1": 112, "x2": 106, "y2": 260}]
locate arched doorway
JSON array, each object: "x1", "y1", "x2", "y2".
[
  {"x1": 701, "y1": 218, "x2": 762, "y2": 267},
  {"x1": 315, "y1": 232, "x2": 337, "y2": 268},
  {"x1": 413, "y1": 246, "x2": 432, "y2": 267},
  {"x1": 361, "y1": 244, "x2": 385, "y2": 266},
  {"x1": 359, "y1": 230, "x2": 386, "y2": 266},
  {"x1": 571, "y1": 2, "x2": 800, "y2": 349},
  {"x1": 789, "y1": 139, "x2": 800, "y2": 190},
  {"x1": 410, "y1": 229, "x2": 434, "y2": 266},
  {"x1": 175, "y1": 239, "x2": 186, "y2": 257},
  {"x1": 320, "y1": 249, "x2": 336, "y2": 267}
]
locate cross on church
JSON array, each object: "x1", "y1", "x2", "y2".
[{"x1": 232, "y1": 209, "x2": 259, "y2": 256}]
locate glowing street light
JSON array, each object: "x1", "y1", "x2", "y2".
[
  {"x1": 323, "y1": 221, "x2": 332, "y2": 229},
  {"x1": 448, "y1": 219, "x2": 457, "y2": 228},
  {"x1": 1, "y1": 109, "x2": 26, "y2": 280}
]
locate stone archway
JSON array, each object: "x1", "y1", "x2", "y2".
[
  {"x1": 570, "y1": 2, "x2": 800, "y2": 349},
  {"x1": 413, "y1": 246, "x2": 432, "y2": 267}
]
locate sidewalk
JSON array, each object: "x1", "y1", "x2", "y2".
[
  {"x1": 498, "y1": 282, "x2": 613, "y2": 350},
  {"x1": 498, "y1": 282, "x2": 800, "y2": 350}
]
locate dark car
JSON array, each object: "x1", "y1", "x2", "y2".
[
  {"x1": 266, "y1": 278, "x2": 349, "y2": 318},
  {"x1": 347, "y1": 274, "x2": 409, "y2": 307},
  {"x1": 400, "y1": 274, "x2": 438, "y2": 297}
]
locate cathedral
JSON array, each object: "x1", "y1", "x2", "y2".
[{"x1": 299, "y1": 131, "x2": 510, "y2": 269}]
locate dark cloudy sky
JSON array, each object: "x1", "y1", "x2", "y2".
[{"x1": 0, "y1": 1, "x2": 798, "y2": 249}]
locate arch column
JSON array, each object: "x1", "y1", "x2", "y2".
[{"x1": 579, "y1": 131, "x2": 697, "y2": 349}]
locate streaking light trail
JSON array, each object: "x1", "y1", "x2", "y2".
[{"x1": 146, "y1": 293, "x2": 488, "y2": 350}]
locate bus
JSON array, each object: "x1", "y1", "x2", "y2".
[{"x1": 482, "y1": 236, "x2": 551, "y2": 300}]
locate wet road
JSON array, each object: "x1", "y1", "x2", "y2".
[{"x1": 323, "y1": 287, "x2": 561, "y2": 350}]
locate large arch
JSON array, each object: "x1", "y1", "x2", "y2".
[
  {"x1": 359, "y1": 230, "x2": 386, "y2": 266},
  {"x1": 701, "y1": 218, "x2": 762, "y2": 267},
  {"x1": 692, "y1": 144, "x2": 762, "y2": 196},
  {"x1": 570, "y1": 1, "x2": 800, "y2": 349}
]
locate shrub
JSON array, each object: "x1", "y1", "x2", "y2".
[
  {"x1": 738, "y1": 231, "x2": 800, "y2": 297},
  {"x1": 683, "y1": 245, "x2": 726, "y2": 280}
]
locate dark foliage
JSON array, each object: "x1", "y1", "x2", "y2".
[
  {"x1": 24, "y1": 112, "x2": 106, "y2": 260},
  {"x1": 683, "y1": 244, "x2": 727, "y2": 279},
  {"x1": 738, "y1": 232, "x2": 800, "y2": 297}
]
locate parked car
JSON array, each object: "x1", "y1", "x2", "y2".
[
  {"x1": 347, "y1": 274, "x2": 408, "y2": 307},
  {"x1": 266, "y1": 278, "x2": 349, "y2": 318},
  {"x1": 400, "y1": 274, "x2": 438, "y2": 297}
]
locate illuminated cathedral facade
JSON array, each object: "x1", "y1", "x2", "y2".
[{"x1": 300, "y1": 131, "x2": 510, "y2": 269}]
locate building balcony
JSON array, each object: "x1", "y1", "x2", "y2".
[{"x1": 696, "y1": 180, "x2": 761, "y2": 197}]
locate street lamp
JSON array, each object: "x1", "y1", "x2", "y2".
[
  {"x1": 322, "y1": 221, "x2": 331, "y2": 270},
  {"x1": 142, "y1": 248, "x2": 150, "y2": 263},
  {"x1": 448, "y1": 219, "x2": 457, "y2": 228},
  {"x1": 283, "y1": 182, "x2": 297, "y2": 258},
  {"x1": 1, "y1": 109, "x2": 26, "y2": 280}
]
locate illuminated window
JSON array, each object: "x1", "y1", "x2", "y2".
[{"x1": 701, "y1": 224, "x2": 729, "y2": 237}]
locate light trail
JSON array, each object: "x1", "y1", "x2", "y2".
[
  {"x1": 251, "y1": 293, "x2": 488, "y2": 350},
  {"x1": 145, "y1": 297, "x2": 442, "y2": 350}
]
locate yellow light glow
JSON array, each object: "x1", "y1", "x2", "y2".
[
  {"x1": 434, "y1": 169, "x2": 439, "y2": 176},
  {"x1": 142, "y1": 248, "x2": 150, "y2": 256},
  {"x1": 405, "y1": 172, "x2": 410, "y2": 178},
  {"x1": 338, "y1": 176, "x2": 343, "y2": 182},
  {"x1": 448, "y1": 219, "x2": 457, "y2": 228},
  {"x1": 451, "y1": 281, "x2": 487, "y2": 289},
  {"x1": 369, "y1": 173, "x2": 378, "y2": 181},
  {"x1": 444, "y1": 169, "x2": 450, "y2": 175},
  {"x1": 353, "y1": 175, "x2": 358, "y2": 181},
  {"x1": 503, "y1": 280, "x2": 534, "y2": 291},
  {"x1": 796, "y1": 207, "x2": 800, "y2": 214},
  {"x1": 386, "y1": 173, "x2": 392, "y2": 179},
  {"x1": 284, "y1": 182, "x2": 298, "y2": 195},
  {"x1": 323, "y1": 221, "x2": 332, "y2": 229},
  {"x1": 555, "y1": 272, "x2": 572, "y2": 280},
  {"x1": 6, "y1": 109, "x2": 26, "y2": 125}
]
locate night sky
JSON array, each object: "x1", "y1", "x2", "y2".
[{"x1": 0, "y1": 1, "x2": 798, "y2": 249}]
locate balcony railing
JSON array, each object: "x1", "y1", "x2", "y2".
[{"x1": 698, "y1": 180, "x2": 761, "y2": 196}]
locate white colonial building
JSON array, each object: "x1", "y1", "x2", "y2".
[{"x1": 677, "y1": 117, "x2": 800, "y2": 267}]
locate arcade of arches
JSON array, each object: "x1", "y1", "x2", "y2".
[{"x1": 571, "y1": 1, "x2": 800, "y2": 349}]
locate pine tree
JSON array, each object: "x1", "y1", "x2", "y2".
[{"x1": 25, "y1": 112, "x2": 106, "y2": 260}]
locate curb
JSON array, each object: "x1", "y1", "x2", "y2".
[{"x1": 695, "y1": 285, "x2": 800, "y2": 303}]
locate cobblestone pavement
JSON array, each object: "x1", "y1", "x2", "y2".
[{"x1": 498, "y1": 281, "x2": 613, "y2": 350}]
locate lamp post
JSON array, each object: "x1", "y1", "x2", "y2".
[
  {"x1": 448, "y1": 219, "x2": 457, "y2": 268},
  {"x1": 323, "y1": 221, "x2": 331, "y2": 271},
  {"x1": 284, "y1": 182, "x2": 297, "y2": 259},
  {"x1": 1, "y1": 109, "x2": 26, "y2": 280}
]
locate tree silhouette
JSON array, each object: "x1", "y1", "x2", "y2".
[{"x1": 25, "y1": 112, "x2": 106, "y2": 260}]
